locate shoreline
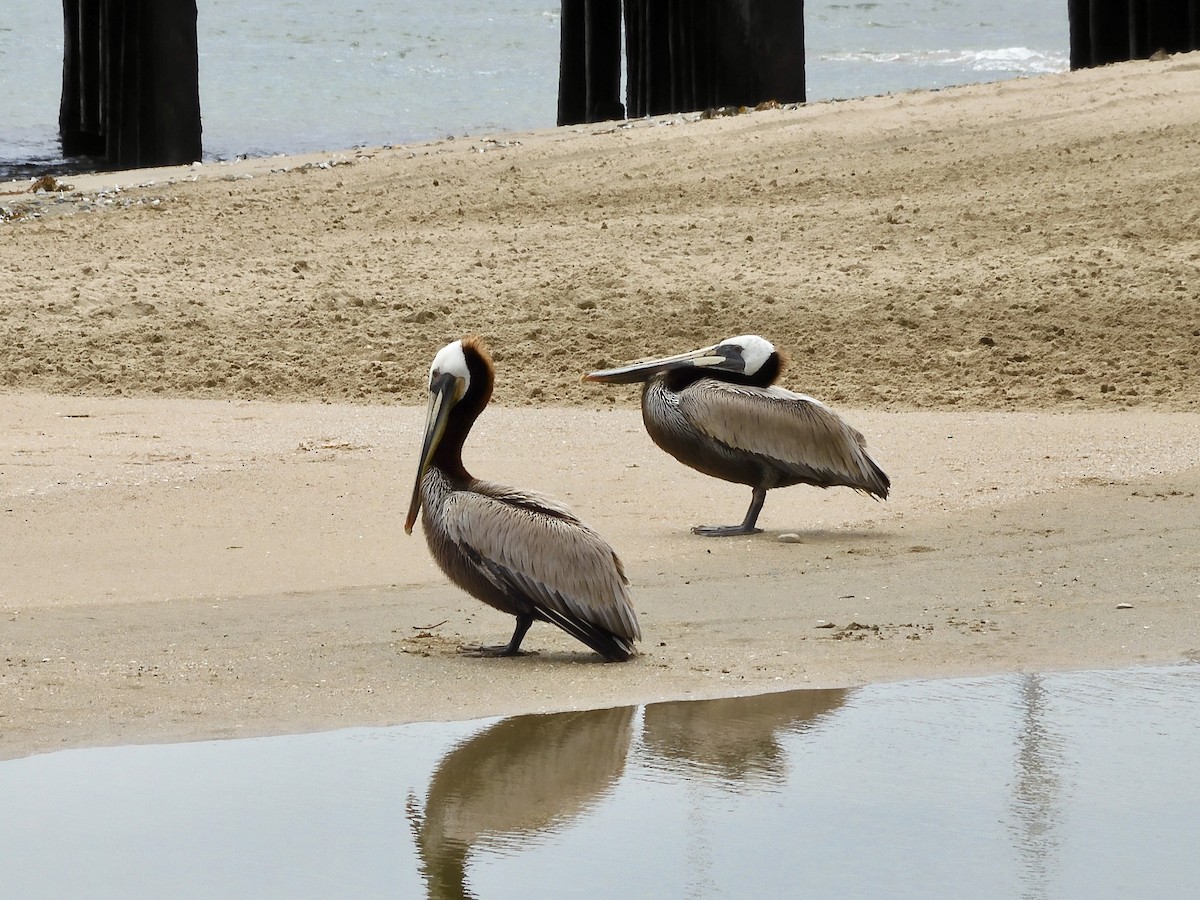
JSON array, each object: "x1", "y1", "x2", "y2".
[
  {"x1": 3, "y1": 53, "x2": 1200, "y2": 759},
  {"x1": 3, "y1": 395, "x2": 1198, "y2": 759}
]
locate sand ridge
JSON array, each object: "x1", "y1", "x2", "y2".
[{"x1": 3, "y1": 53, "x2": 1198, "y2": 411}]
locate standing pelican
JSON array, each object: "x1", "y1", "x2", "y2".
[
  {"x1": 584, "y1": 334, "x2": 889, "y2": 536},
  {"x1": 406, "y1": 336, "x2": 640, "y2": 661}
]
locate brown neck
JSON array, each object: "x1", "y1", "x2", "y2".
[{"x1": 432, "y1": 352, "x2": 494, "y2": 482}]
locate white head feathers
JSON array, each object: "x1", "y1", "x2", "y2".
[
  {"x1": 721, "y1": 335, "x2": 776, "y2": 375},
  {"x1": 430, "y1": 339, "x2": 471, "y2": 393}
]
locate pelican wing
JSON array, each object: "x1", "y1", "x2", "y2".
[
  {"x1": 679, "y1": 380, "x2": 888, "y2": 494},
  {"x1": 440, "y1": 483, "x2": 642, "y2": 645}
]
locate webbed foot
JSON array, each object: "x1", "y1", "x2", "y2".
[
  {"x1": 691, "y1": 523, "x2": 763, "y2": 537},
  {"x1": 460, "y1": 643, "x2": 533, "y2": 658}
]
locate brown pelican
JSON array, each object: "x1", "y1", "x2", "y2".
[
  {"x1": 584, "y1": 334, "x2": 890, "y2": 536},
  {"x1": 405, "y1": 336, "x2": 641, "y2": 661}
]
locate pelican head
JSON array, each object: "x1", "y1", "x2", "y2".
[
  {"x1": 583, "y1": 334, "x2": 780, "y2": 386},
  {"x1": 405, "y1": 337, "x2": 493, "y2": 534}
]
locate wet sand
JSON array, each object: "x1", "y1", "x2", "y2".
[{"x1": 3, "y1": 53, "x2": 1200, "y2": 758}]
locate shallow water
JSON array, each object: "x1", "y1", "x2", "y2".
[{"x1": 5, "y1": 665, "x2": 1194, "y2": 899}]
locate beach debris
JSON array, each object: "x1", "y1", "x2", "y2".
[
  {"x1": 701, "y1": 105, "x2": 747, "y2": 119},
  {"x1": 1116, "y1": 602, "x2": 1134, "y2": 609},
  {"x1": 699, "y1": 100, "x2": 784, "y2": 120},
  {"x1": 471, "y1": 138, "x2": 521, "y2": 153},
  {"x1": 2, "y1": 182, "x2": 176, "y2": 223},
  {"x1": 778, "y1": 532, "x2": 803, "y2": 543},
  {"x1": 293, "y1": 155, "x2": 354, "y2": 173},
  {"x1": 832, "y1": 622, "x2": 881, "y2": 640},
  {"x1": 29, "y1": 175, "x2": 69, "y2": 193},
  {"x1": 815, "y1": 621, "x2": 836, "y2": 629}
]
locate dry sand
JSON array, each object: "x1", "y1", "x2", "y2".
[{"x1": 2, "y1": 53, "x2": 1199, "y2": 759}]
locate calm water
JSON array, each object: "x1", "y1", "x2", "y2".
[
  {"x1": 1, "y1": 1, "x2": 1068, "y2": 178},
  {"x1": 2, "y1": 665, "x2": 1197, "y2": 899}
]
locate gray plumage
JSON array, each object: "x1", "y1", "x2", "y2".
[
  {"x1": 418, "y1": 470, "x2": 641, "y2": 657},
  {"x1": 407, "y1": 337, "x2": 640, "y2": 660},
  {"x1": 585, "y1": 335, "x2": 890, "y2": 535},
  {"x1": 645, "y1": 379, "x2": 889, "y2": 496}
]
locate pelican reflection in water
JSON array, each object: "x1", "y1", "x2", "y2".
[
  {"x1": 407, "y1": 689, "x2": 848, "y2": 896},
  {"x1": 407, "y1": 706, "x2": 637, "y2": 899},
  {"x1": 585, "y1": 334, "x2": 890, "y2": 536},
  {"x1": 640, "y1": 687, "x2": 848, "y2": 785},
  {"x1": 406, "y1": 336, "x2": 641, "y2": 661}
]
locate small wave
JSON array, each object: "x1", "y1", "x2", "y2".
[{"x1": 821, "y1": 46, "x2": 1068, "y2": 75}]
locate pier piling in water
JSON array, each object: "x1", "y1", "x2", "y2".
[
  {"x1": 558, "y1": 0, "x2": 806, "y2": 126},
  {"x1": 1069, "y1": 0, "x2": 1200, "y2": 68},
  {"x1": 59, "y1": 0, "x2": 202, "y2": 170},
  {"x1": 558, "y1": 0, "x2": 625, "y2": 126}
]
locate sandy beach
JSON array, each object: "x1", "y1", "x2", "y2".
[{"x1": 2, "y1": 53, "x2": 1199, "y2": 760}]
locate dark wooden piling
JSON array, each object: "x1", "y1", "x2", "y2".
[
  {"x1": 624, "y1": 0, "x2": 805, "y2": 119},
  {"x1": 1069, "y1": 0, "x2": 1200, "y2": 69},
  {"x1": 59, "y1": 0, "x2": 202, "y2": 170},
  {"x1": 559, "y1": 0, "x2": 806, "y2": 127},
  {"x1": 59, "y1": 0, "x2": 104, "y2": 157},
  {"x1": 557, "y1": 0, "x2": 625, "y2": 126}
]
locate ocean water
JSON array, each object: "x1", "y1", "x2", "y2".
[{"x1": 0, "y1": 1, "x2": 1068, "y2": 179}]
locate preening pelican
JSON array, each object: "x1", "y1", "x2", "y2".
[
  {"x1": 584, "y1": 334, "x2": 890, "y2": 536},
  {"x1": 406, "y1": 336, "x2": 641, "y2": 661}
]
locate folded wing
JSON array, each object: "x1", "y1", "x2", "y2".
[
  {"x1": 678, "y1": 380, "x2": 889, "y2": 497},
  {"x1": 440, "y1": 484, "x2": 642, "y2": 653}
]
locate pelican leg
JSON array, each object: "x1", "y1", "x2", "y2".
[
  {"x1": 692, "y1": 487, "x2": 766, "y2": 537},
  {"x1": 462, "y1": 613, "x2": 535, "y2": 657}
]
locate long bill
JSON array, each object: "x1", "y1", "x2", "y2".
[
  {"x1": 582, "y1": 344, "x2": 732, "y2": 384},
  {"x1": 404, "y1": 373, "x2": 458, "y2": 534}
]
